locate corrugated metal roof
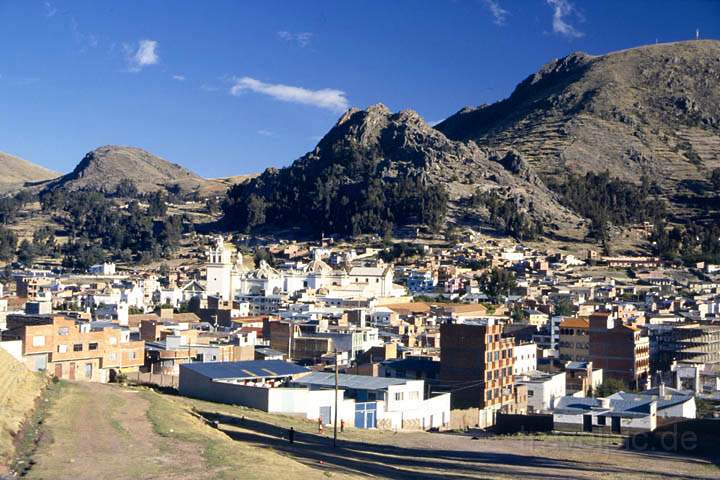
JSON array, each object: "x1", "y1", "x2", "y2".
[
  {"x1": 180, "y1": 360, "x2": 309, "y2": 380},
  {"x1": 293, "y1": 372, "x2": 411, "y2": 391}
]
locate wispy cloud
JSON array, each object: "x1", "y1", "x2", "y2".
[
  {"x1": 277, "y1": 31, "x2": 314, "y2": 47},
  {"x1": 483, "y1": 0, "x2": 509, "y2": 26},
  {"x1": 230, "y1": 76, "x2": 349, "y2": 112},
  {"x1": 546, "y1": 0, "x2": 584, "y2": 38},
  {"x1": 257, "y1": 129, "x2": 275, "y2": 137},
  {"x1": 125, "y1": 39, "x2": 159, "y2": 72},
  {"x1": 44, "y1": 1, "x2": 57, "y2": 18},
  {"x1": 172, "y1": 74, "x2": 186, "y2": 81}
]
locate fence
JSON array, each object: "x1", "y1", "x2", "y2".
[
  {"x1": 126, "y1": 371, "x2": 179, "y2": 389},
  {"x1": 494, "y1": 413, "x2": 554, "y2": 434}
]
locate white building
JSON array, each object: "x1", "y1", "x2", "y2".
[
  {"x1": 516, "y1": 370, "x2": 566, "y2": 413},
  {"x1": 513, "y1": 343, "x2": 538, "y2": 375}
]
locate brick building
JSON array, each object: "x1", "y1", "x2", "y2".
[
  {"x1": 440, "y1": 319, "x2": 515, "y2": 410},
  {"x1": 589, "y1": 312, "x2": 649, "y2": 388},
  {"x1": 13, "y1": 316, "x2": 144, "y2": 382}
]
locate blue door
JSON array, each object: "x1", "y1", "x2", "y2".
[{"x1": 354, "y1": 402, "x2": 377, "y2": 428}]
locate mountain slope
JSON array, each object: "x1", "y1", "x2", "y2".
[
  {"x1": 436, "y1": 40, "x2": 720, "y2": 217},
  {"x1": 0, "y1": 152, "x2": 58, "y2": 192},
  {"x1": 223, "y1": 104, "x2": 579, "y2": 236},
  {"x1": 43, "y1": 145, "x2": 210, "y2": 195}
]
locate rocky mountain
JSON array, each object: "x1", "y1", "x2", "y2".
[
  {"x1": 223, "y1": 104, "x2": 579, "y2": 236},
  {"x1": 42, "y1": 145, "x2": 209, "y2": 195},
  {"x1": 436, "y1": 40, "x2": 720, "y2": 218},
  {"x1": 0, "y1": 151, "x2": 58, "y2": 193},
  {"x1": 225, "y1": 40, "x2": 720, "y2": 238}
]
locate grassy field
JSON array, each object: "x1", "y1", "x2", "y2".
[{"x1": 7, "y1": 381, "x2": 719, "y2": 480}]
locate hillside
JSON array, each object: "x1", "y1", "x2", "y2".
[
  {"x1": 0, "y1": 348, "x2": 45, "y2": 468},
  {"x1": 436, "y1": 40, "x2": 720, "y2": 218},
  {"x1": 42, "y1": 145, "x2": 211, "y2": 196},
  {"x1": 0, "y1": 152, "x2": 58, "y2": 193},
  {"x1": 223, "y1": 104, "x2": 579, "y2": 237}
]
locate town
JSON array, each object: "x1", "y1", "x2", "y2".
[{"x1": 2, "y1": 229, "x2": 718, "y2": 455}]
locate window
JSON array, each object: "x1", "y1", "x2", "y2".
[
  {"x1": 108, "y1": 336, "x2": 117, "y2": 345},
  {"x1": 487, "y1": 335, "x2": 493, "y2": 343},
  {"x1": 487, "y1": 390, "x2": 493, "y2": 400},
  {"x1": 129, "y1": 351, "x2": 137, "y2": 360},
  {"x1": 597, "y1": 416, "x2": 606, "y2": 426},
  {"x1": 73, "y1": 344, "x2": 83, "y2": 352},
  {"x1": 528, "y1": 390, "x2": 534, "y2": 397},
  {"x1": 88, "y1": 343, "x2": 98, "y2": 351},
  {"x1": 394, "y1": 392, "x2": 404, "y2": 401},
  {"x1": 408, "y1": 391, "x2": 419, "y2": 401},
  {"x1": 57, "y1": 344, "x2": 68, "y2": 353},
  {"x1": 108, "y1": 352, "x2": 117, "y2": 361},
  {"x1": 486, "y1": 371, "x2": 492, "y2": 381},
  {"x1": 58, "y1": 327, "x2": 69, "y2": 336},
  {"x1": 32, "y1": 336, "x2": 45, "y2": 347}
]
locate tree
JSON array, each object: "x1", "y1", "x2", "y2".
[
  {"x1": 479, "y1": 268, "x2": 517, "y2": 302},
  {"x1": 712, "y1": 168, "x2": 720, "y2": 192},
  {"x1": 554, "y1": 299, "x2": 575, "y2": 317},
  {"x1": 595, "y1": 378, "x2": 627, "y2": 397},
  {"x1": 115, "y1": 179, "x2": 139, "y2": 198},
  {"x1": 17, "y1": 239, "x2": 36, "y2": 265},
  {"x1": 0, "y1": 227, "x2": 17, "y2": 261}
]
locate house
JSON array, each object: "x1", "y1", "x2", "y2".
[
  {"x1": 515, "y1": 370, "x2": 566, "y2": 413},
  {"x1": 8, "y1": 315, "x2": 144, "y2": 382},
  {"x1": 609, "y1": 385, "x2": 696, "y2": 420},
  {"x1": 589, "y1": 312, "x2": 650, "y2": 388},
  {"x1": 553, "y1": 395, "x2": 657, "y2": 434},
  {"x1": 179, "y1": 360, "x2": 450, "y2": 430},
  {"x1": 292, "y1": 371, "x2": 450, "y2": 430},
  {"x1": 558, "y1": 317, "x2": 589, "y2": 362}
]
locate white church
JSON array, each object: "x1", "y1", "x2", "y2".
[{"x1": 205, "y1": 237, "x2": 403, "y2": 302}]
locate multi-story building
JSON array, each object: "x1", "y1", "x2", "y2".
[
  {"x1": 649, "y1": 323, "x2": 720, "y2": 372},
  {"x1": 14, "y1": 316, "x2": 144, "y2": 382},
  {"x1": 558, "y1": 317, "x2": 589, "y2": 361},
  {"x1": 589, "y1": 312, "x2": 650, "y2": 388},
  {"x1": 440, "y1": 319, "x2": 515, "y2": 410},
  {"x1": 512, "y1": 342, "x2": 537, "y2": 375}
]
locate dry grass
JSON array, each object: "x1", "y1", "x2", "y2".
[{"x1": 0, "y1": 349, "x2": 45, "y2": 467}]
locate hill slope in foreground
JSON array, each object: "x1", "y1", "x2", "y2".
[
  {"x1": 0, "y1": 349, "x2": 44, "y2": 469},
  {"x1": 0, "y1": 152, "x2": 58, "y2": 193},
  {"x1": 4, "y1": 381, "x2": 716, "y2": 479}
]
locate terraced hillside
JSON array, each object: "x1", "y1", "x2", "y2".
[{"x1": 436, "y1": 40, "x2": 720, "y2": 218}]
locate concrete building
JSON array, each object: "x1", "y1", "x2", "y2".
[
  {"x1": 512, "y1": 343, "x2": 537, "y2": 375},
  {"x1": 553, "y1": 395, "x2": 657, "y2": 434},
  {"x1": 515, "y1": 370, "x2": 566, "y2": 413},
  {"x1": 648, "y1": 323, "x2": 720, "y2": 372},
  {"x1": 558, "y1": 317, "x2": 589, "y2": 362}
]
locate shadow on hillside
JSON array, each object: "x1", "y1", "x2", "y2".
[{"x1": 197, "y1": 410, "x2": 707, "y2": 480}]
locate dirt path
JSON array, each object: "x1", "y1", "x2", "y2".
[
  {"x1": 23, "y1": 382, "x2": 361, "y2": 480},
  {"x1": 27, "y1": 382, "x2": 209, "y2": 480}
]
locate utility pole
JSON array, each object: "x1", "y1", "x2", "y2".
[{"x1": 333, "y1": 348, "x2": 339, "y2": 448}]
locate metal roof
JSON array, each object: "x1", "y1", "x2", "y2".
[
  {"x1": 180, "y1": 360, "x2": 310, "y2": 380},
  {"x1": 293, "y1": 372, "x2": 412, "y2": 391}
]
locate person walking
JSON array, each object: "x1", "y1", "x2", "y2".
[{"x1": 288, "y1": 426, "x2": 295, "y2": 444}]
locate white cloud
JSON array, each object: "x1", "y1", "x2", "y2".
[
  {"x1": 172, "y1": 74, "x2": 186, "y2": 81},
  {"x1": 546, "y1": 0, "x2": 584, "y2": 38},
  {"x1": 483, "y1": 0, "x2": 509, "y2": 26},
  {"x1": 230, "y1": 76, "x2": 349, "y2": 112},
  {"x1": 277, "y1": 31, "x2": 314, "y2": 47},
  {"x1": 44, "y1": 1, "x2": 57, "y2": 17},
  {"x1": 257, "y1": 129, "x2": 275, "y2": 137},
  {"x1": 126, "y1": 39, "x2": 159, "y2": 71}
]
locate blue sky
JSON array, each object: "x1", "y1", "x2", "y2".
[{"x1": 1, "y1": 1, "x2": 718, "y2": 178}]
